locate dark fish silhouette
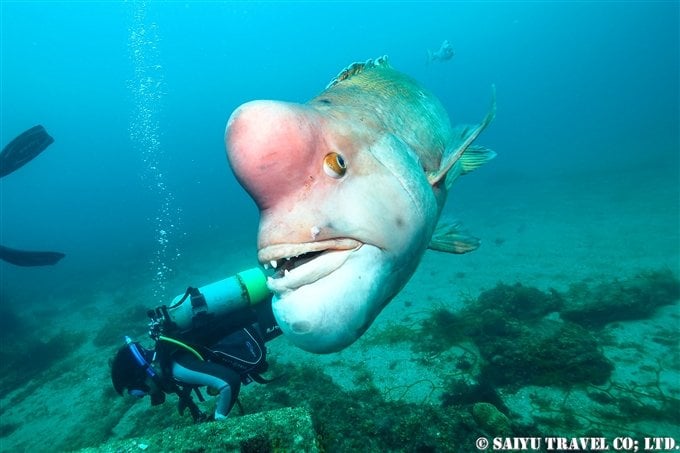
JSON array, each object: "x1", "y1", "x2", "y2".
[
  {"x1": 0, "y1": 125, "x2": 65, "y2": 266},
  {"x1": 0, "y1": 125, "x2": 54, "y2": 178},
  {"x1": 0, "y1": 245, "x2": 64, "y2": 267}
]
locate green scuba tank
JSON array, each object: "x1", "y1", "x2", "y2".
[{"x1": 150, "y1": 267, "x2": 270, "y2": 334}]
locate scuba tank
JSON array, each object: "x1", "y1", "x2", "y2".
[{"x1": 148, "y1": 267, "x2": 270, "y2": 337}]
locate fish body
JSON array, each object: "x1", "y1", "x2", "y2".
[
  {"x1": 427, "y1": 39, "x2": 455, "y2": 63},
  {"x1": 225, "y1": 57, "x2": 495, "y2": 353}
]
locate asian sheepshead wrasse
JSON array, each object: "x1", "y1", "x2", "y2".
[{"x1": 225, "y1": 56, "x2": 496, "y2": 353}]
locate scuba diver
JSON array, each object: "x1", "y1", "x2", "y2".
[
  {"x1": 0, "y1": 124, "x2": 65, "y2": 266},
  {"x1": 110, "y1": 267, "x2": 281, "y2": 422}
]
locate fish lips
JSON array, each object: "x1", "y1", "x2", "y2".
[
  {"x1": 266, "y1": 251, "x2": 353, "y2": 294},
  {"x1": 263, "y1": 243, "x2": 387, "y2": 353},
  {"x1": 261, "y1": 238, "x2": 360, "y2": 286}
]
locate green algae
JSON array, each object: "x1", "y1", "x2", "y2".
[{"x1": 562, "y1": 268, "x2": 680, "y2": 328}]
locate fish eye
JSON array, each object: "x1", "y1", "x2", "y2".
[{"x1": 323, "y1": 152, "x2": 347, "y2": 179}]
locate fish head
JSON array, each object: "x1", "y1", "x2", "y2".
[{"x1": 226, "y1": 100, "x2": 437, "y2": 353}]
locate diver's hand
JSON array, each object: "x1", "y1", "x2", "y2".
[{"x1": 177, "y1": 398, "x2": 207, "y2": 423}]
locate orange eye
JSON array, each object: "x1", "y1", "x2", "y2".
[{"x1": 323, "y1": 152, "x2": 347, "y2": 178}]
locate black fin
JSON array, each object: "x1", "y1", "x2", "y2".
[
  {"x1": 0, "y1": 125, "x2": 54, "y2": 178},
  {"x1": 0, "y1": 245, "x2": 65, "y2": 266}
]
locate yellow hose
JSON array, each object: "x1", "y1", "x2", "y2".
[{"x1": 158, "y1": 335, "x2": 204, "y2": 361}]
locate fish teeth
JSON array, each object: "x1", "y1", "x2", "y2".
[
  {"x1": 270, "y1": 260, "x2": 278, "y2": 269},
  {"x1": 263, "y1": 262, "x2": 270, "y2": 270}
]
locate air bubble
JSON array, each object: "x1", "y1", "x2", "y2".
[{"x1": 128, "y1": 0, "x2": 181, "y2": 305}]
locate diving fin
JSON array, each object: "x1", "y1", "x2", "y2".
[
  {"x1": 0, "y1": 245, "x2": 65, "y2": 266},
  {"x1": 0, "y1": 125, "x2": 54, "y2": 178},
  {"x1": 428, "y1": 221, "x2": 480, "y2": 254}
]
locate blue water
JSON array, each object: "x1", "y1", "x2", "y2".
[
  {"x1": 1, "y1": 2, "x2": 677, "y2": 305},
  {"x1": 0, "y1": 2, "x2": 678, "y2": 449}
]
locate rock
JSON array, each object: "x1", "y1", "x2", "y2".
[
  {"x1": 72, "y1": 406, "x2": 319, "y2": 453},
  {"x1": 472, "y1": 402, "x2": 513, "y2": 437}
]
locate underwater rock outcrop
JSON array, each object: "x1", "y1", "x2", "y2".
[{"x1": 73, "y1": 407, "x2": 320, "y2": 453}]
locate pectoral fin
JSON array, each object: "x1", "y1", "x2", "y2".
[
  {"x1": 428, "y1": 221, "x2": 480, "y2": 254},
  {"x1": 427, "y1": 85, "x2": 497, "y2": 187},
  {"x1": 443, "y1": 144, "x2": 497, "y2": 189}
]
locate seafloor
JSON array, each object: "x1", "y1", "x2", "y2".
[{"x1": 1, "y1": 164, "x2": 678, "y2": 452}]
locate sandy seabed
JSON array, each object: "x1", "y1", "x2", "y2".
[{"x1": 1, "y1": 163, "x2": 678, "y2": 452}]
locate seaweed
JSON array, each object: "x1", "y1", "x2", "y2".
[
  {"x1": 417, "y1": 268, "x2": 679, "y2": 392},
  {"x1": 361, "y1": 322, "x2": 417, "y2": 347},
  {"x1": 239, "y1": 362, "x2": 484, "y2": 452},
  {"x1": 561, "y1": 269, "x2": 680, "y2": 328},
  {"x1": 476, "y1": 282, "x2": 563, "y2": 320},
  {"x1": 440, "y1": 377, "x2": 508, "y2": 412},
  {"x1": 416, "y1": 307, "x2": 470, "y2": 354},
  {"x1": 415, "y1": 282, "x2": 564, "y2": 357},
  {"x1": 414, "y1": 281, "x2": 613, "y2": 389},
  {"x1": 240, "y1": 433, "x2": 272, "y2": 452},
  {"x1": 477, "y1": 320, "x2": 613, "y2": 388},
  {"x1": 521, "y1": 362, "x2": 680, "y2": 439}
]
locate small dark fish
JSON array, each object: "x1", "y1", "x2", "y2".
[{"x1": 427, "y1": 39, "x2": 455, "y2": 63}]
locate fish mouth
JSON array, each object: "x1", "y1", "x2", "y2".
[{"x1": 259, "y1": 238, "x2": 363, "y2": 292}]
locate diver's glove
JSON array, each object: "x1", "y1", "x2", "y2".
[
  {"x1": 177, "y1": 395, "x2": 207, "y2": 423},
  {"x1": 173, "y1": 384, "x2": 206, "y2": 422}
]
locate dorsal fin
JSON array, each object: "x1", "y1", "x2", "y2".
[{"x1": 326, "y1": 55, "x2": 390, "y2": 89}]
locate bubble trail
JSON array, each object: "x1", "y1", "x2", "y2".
[{"x1": 127, "y1": 1, "x2": 180, "y2": 304}]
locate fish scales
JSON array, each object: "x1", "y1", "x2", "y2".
[{"x1": 312, "y1": 59, "x2": 451, "y2": 172}]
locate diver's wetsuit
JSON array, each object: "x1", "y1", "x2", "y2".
[
  {"x1": 172, "y1": 351, "x2": 241, "y2": 419},
  {"x1": 157, "y1": 298, "x2": 281, "y2": 419}
]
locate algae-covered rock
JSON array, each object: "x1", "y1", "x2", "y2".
[
  {"x1": 471, "y1": 402, "x2": 513, "y2": 437},
  {"x1": 416, "y1": 280, "x2": 615, "y2": 389},
  {"x1": 561, "y1": 269, "x2": 680, "y2": 328},
  {"x1": 476, "y1": 282, "x2": 563, "y2": 320},
  {"x1": 478, "y1": 319, "x2": 613, "y2": 388},
  {"x1": 73, "y1": 406, "x2": 319, "y2": 453}
]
